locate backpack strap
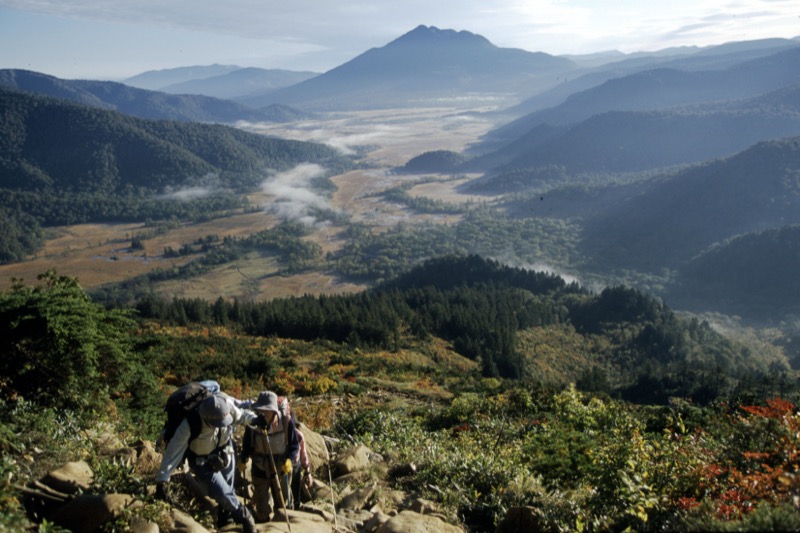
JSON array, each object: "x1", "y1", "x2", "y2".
[
  {"x1": 186, "y1": 408, "x2": 203, "y2": 441},
  {"x1": 181, "y1": 409, "x2": 204, "y2": 463}
]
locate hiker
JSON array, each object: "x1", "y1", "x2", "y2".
[
  {"x1": 199, "y1": 380, "x2": 256, "y2": 409},
  {"x1": 155, "y1": 389, "x2": 259, "y2": 533},
  {"x1": 239, "y1": 391, "x2": 300, "y2": 523},
  {"x1": 291, "y1": 425, "x2": 314, "y2": 506}
]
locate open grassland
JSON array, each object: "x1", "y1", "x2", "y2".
[
  {"x1": 0, "y1": 107, "x2": 500, "y2": 298},
  {"x1": 0, "y1": 209, "x2": 278, "y2": 291}
]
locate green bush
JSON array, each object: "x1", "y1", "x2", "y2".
[
  {"x1": 0, "y1": 399, "x2": 87, "y2": 479},
  {"x1": 0, "y1": 454, "x2": 32, "y2": 532},
  {"x1": 0, "y1": 271, "x2": 138, "y2": 412}
]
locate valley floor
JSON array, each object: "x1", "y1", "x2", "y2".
[{"x1": 0, "y1": 106, "x2": 500, "y2": 300}]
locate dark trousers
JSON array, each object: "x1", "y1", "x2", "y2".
[{"x1": 251, "y1": 460, "x2": 290, "y2": 521}]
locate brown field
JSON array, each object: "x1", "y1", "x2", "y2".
[{"x1": 0, "y1": 107, "x2": 501, "y2": 299}]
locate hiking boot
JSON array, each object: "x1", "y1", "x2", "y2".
[
  {"x1": 217, "y1": 507, "x2": 234, "y2": 528},
  {"x1": 233, "y1": 504, "x2": 257, "y2": 533}
]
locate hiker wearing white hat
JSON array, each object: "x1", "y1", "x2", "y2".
[{"x1": 240, "y1": 391, "x2": 301, "y2": 523}]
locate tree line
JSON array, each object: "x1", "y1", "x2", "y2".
[{"x1": 132, "y1": 254, "x2": 792, "y2": 402}]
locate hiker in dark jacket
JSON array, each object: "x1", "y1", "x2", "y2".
[
  {"x1": 240, "y1": 391, "x2": 300, "y2": 522},
  {"x1": 156, "y1": 391, "x2": 259, "y2": 532}
]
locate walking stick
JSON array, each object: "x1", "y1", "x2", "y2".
[{"x1": 262, "y1": 428, "x2": 292, "y2": 532}]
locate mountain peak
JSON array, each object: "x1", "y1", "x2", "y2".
[{"x1": 390, "y1": 25, "x2": 493, "y2": 48}]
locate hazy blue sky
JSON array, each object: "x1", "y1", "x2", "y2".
[{"x1": 1, "y1": 0, "x2": 797, "y2": 80}]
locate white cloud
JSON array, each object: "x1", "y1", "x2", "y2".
[
  {"x1": 159, "y1": 186, "x2": 212, "y2": 201},
  {"x1": 238, "y1": 120, "x2": 404, "y2": 156},
  {"x1": 261, "y1": 163, "x2": 335, "y2": 225},
  {"x1": 158, "y1": 173, "x2": 222, "y2": 201}
]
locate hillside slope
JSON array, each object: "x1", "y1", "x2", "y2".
[
  {"x1": 501, "y1": 38, "x2": 800, "y2": 131},
  {"x1": 670, "y1": 225, "x2": 800, "y2": 320},
  {"x1": 580, "y1": 136, "x2": 800, "y2": 273},
  {"x1": 0, "y1": 69, "x2": 309, "y2": 123},
  {"x1": 466, "y1": 84, "x2": 800, "y2": 173},
  {"x1": 489, "y1": 45, "x2": 800, "y2": 145},
  {"x1": 0, "y1": 87, "x2": 345, "y2": 194}
]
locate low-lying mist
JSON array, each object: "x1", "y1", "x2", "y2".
[{"x1": 260, "y1": 163, "x2": 337, "y2": 226}]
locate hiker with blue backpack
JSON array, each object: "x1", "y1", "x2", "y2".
[
  {"x1": 239, "y1": 390, "x2": 300, "y2": 523},
  {"x1": 155, "y1": 381, "x2": 259, "y2": 533}
]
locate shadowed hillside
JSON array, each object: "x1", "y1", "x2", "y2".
[
  {"x1": 580, "y1": 136, "x2": 800, "y2": 272},
  {"x1": 0, "y1": 69, "x2": 310, "y2": 123}
]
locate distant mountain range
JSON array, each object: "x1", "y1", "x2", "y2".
[
  {"x1": 236, "y1": 25, "x2": 576, "y2": 110},
  {"x1": 486, "y1": 45, "x2": 800, "y2": 145},
  {"x1": 122, "y1": 64, "x2": 243, "y2": 89},
  {"x1": 123, "y1": 65, "x2": 319, "y2": 100},
  {"x1": 503, "y1": 37, "x2": 800, "y2": 121},
  {"x1": 471, "y1": 93, "x2": 800, "y2": 173},
  {"x1": 0, "y1": 69, "x2": 311, "y2": 123}
]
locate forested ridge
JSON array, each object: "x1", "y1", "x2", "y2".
[
  {"x1": 0, "y1": 87, "x2": 352, "y2": 262},
  {"x1": 133, "y1": 255, "x2": 790, "y2": 404},
  {"x1": 0, "y1": 68, "x2": 311, "y2": 123}
]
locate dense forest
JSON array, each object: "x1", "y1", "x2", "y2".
[
  {"x1": 132, "y1": 255, "x2": 791, "y2": 404},
  {"x1": 669, "y1": 224, "x2": 800, "y2": 319}
]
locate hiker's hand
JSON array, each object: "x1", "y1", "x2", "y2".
[
  {"x1": 155, "y1": 481, "x2": 170, "y2": 502},
  {"x1": 282, "y1": 459, "x2": 293, "y2": 475},
  {"x1": 304, "y1": 471, "x2": 314, "y2": 488},
  {"x1": 237, "y1": 461, "x2": 247, "y2": 473}
]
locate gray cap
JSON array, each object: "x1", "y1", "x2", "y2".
[
  {"x1": 253, "y1": 391, "x2": 279, "y2": 414},
  {"x1": 199, "y1": 394, "x2": 233, "y2": 428}
]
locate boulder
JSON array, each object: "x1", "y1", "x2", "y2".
[
  {"x1": 133, "y1": 440, "x2": 162, "y2": 473},
  {"x1": 338, "y1": 482, "x2": 377, "y2": 511},
  {"x1": 375, "y1": 510, "x2": 463, "y2": 533},
  {"x1": 333, "y1": 444, "x2": 373, "y2": 477},
  {"x1": 49, "y1": 493, "x2": 135, "y2": 533},
  {"x1": 299, "y1": 502, "x2": 336, "y2": 522},
  {"x1": 306, "y1": 477, "x2": 334, "y2": 503},
  {"x1": 407, "y1": 498, "x2": 439, "y2": 515},
  {"x1": 167, "y1": 508, "x2": 211, "y2": 532},
  {"x1": 40, "y1": 460, "x2": 94, "y2": 495},
  {"x1": 298, "y1": 422, "x2": 330, "y2": 471},
  {"x1": 384, "y1": 490, "x2": 407, "y2": 510},
  {"x1": 363, "y1": 510, "x2": 392, "y2": 532},
  {"x1": 130, "y1": 518, "x2": 160, "y2": 533},
  {"x1": 496, "y1": 506, "x2": 544, "y2": 533},
  {"x1": 259, "y1": 509, "x2": 335, "y2": 532}
]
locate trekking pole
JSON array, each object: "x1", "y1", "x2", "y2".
[
  {"x1": 234, "y1": 441, "x2": 250, "y2": 509},
  {"x1": 262, "y1": 428, "x2": 292, "y2": 532},
  {"x1": 327, "y1": 396, "x2": 339, "y2": 531},
  {"x1": 285, "y1": 469, "x2": 294, "y2": 510},
  {"x1": 326, "y1": 441, "x2": 338, "y2": 532}
]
